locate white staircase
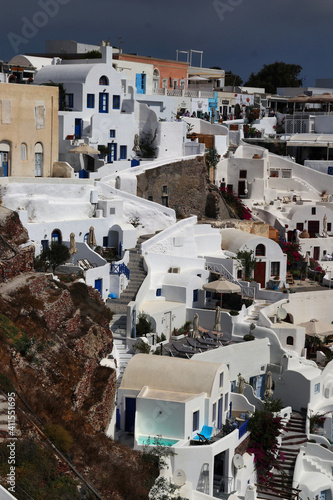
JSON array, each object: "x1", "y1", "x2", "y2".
[{"x1": 110, "y1": 314, "x2": 133, "y2": 390}]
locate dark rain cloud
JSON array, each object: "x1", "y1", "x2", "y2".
[{"x1": 2, "y1": 0, "x2": 333, "y2": 85}]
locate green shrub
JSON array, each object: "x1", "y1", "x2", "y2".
[
  {"x1": 136, "y1": 312, "x2": 153, "y2": 337},
  {"x1": 0, "y1": 373, "x2": 15, "y2": 392},
  {"x1": 44, "y1": 423, "x2": 73, "y2": 453},
  {"x1": 229, "y1": 310, "x2": 239, "y2": 316}
]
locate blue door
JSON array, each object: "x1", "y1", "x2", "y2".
[
  {"x1": 99, "y1": 93, "x2": 109, "y2": 113},
  {"x1": 136, "y1": 73, "x2": 146, "y2": 94},
  {"x1": 79, "y1": 169, "x2": 89, "y2": 178},
  {"x1": 108, "y1": 143, "x2": 117, "y2": 162},
  {"x1": 125, "y1": 397, "x2": 136, "y2": 433},
  {"x1": 1, "y1": 152, "x2": 8, "y2": 177},
  {"x1": 217, "y1": 396, "x2": 223, "y2": 429},
  {"x1": 94, "y1": 279, "x2": 102, "y2": 295},
  {"x1": 75, "y1": 119, "x2": 82, "y2": 139}
]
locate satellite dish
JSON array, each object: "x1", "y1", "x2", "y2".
[
  {"x1": 277, "y1": 307, "x2": 287, "y2": 321},
  {"x1": 233, "y1": 454, "x2": 244, "y2": 469},
  {"x1": 173, "y1": 469, "x2": 186, "y2": 486}
]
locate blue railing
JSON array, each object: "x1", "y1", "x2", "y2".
[
  {"x1": 238, "y1": 419, "x2": 249, "y2": 439},
  {"x1": 110, "y1": 263, "x2": 130, "y2": 279}
]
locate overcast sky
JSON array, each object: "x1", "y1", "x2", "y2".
[{"x1": 2, "y1": 0, "x2": 333, "y2": 86}]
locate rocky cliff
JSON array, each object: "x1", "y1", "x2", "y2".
[{"x1": 0, "y1": 208, "x2": 157, "y2": 499}]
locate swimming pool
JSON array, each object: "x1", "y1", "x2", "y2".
[{"x1": 137, "y1": 436, "x2": 179, "y2": 447}]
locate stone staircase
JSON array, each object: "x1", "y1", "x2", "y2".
[
  {"x1": 244, "y1": 300, "x2": 272, "y2": 324},
  {"x1": 257, "y1": 411, "x2": 307, "y2": 500},
  {"x1": 108, "y1": 234, "x2": 155, "y2": 388},
  {"x1": 107, "y1": 235, "x2": 152, "y2": 315},
  {"x1": 223, "y1": 143, "x2": 238, "y2": 158}
]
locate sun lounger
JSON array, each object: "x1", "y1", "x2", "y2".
[
  {"x1": 186, "y1": 338, "x2": 210, "y2": 351},
  {"x1": 170, "y1": 343, "x2": 195, "y2": 358},
  {"x1": 196, "y1": 337, "x2": 220, "y2": 348},
  {"x1": 193, "y1": 425, "x2": 213, "y2": 443}
]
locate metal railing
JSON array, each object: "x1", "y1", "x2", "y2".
[
  {"x1": 238, "y1": 419, "x2": 249, "y2": 439},
  {"x1": 205, "y1": 262, "x2": 256, "y2": 299},
  {"x1": 110, "y1": 262, "x2": 130, "y2": 279}
]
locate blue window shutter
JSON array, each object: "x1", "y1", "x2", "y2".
[{"x1": 136, "y1": 73, "x2": 143, "y2": 94}]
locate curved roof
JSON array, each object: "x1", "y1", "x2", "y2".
[
  {"x1": 221, "y1": 228, "x2": 262, "y2": 253},
  {"x1": 8, "y1": 55, "x2": 53, "y2": 70},
  {"x1": 120, "y1": 354, "x2": 222, "y2": 397},
  {"x1": 33, "y1": 63, "x2": 110, "y2": 85}
]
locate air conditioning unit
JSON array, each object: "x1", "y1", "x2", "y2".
[{"x1": 169, "y1": 267, "x2": 180, "y2": 274}]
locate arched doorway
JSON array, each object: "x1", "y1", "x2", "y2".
[
  {"x1": 0, "y1": 141, "x2": 10, "y2": 177},
  {"x1": 51, "y1": 229, "x2": 62, "y2": 244},
  {"x1": 35, "y1": 142, "x2": 43, "y2": 177}
]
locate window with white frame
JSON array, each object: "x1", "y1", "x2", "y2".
[
  {"x1": 219, "y1": 372, "x2": 224, "y2": 387},
  {"x1": 314, "y1": 383, "x2": 320, "y2": 394}
]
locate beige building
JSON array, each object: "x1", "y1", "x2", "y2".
[{"x1": 0, "y1": 83, "x2": 58, "y2": 177}]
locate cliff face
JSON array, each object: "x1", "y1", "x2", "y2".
[
  {"x1": 0, "y1": 209, "x2": 157, "y2": 499},
  {"x1": 0, "y1": 207, "x2": 34, "y2": 283}
]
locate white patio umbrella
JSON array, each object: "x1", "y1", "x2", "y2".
[
  {"x1": 298, "y1": 318, "x2": 333, "y2": 341},
  {"x1": 203, "y1": 278, "x2": 241, "y2": 306},
  {"x1": 214, "y1": 306, "x2": 222, "y2": 332},
  {"x1": 238, "y1": 376, "x2": 245, "y2": 395},
  {"x1": 87, "y1": 226, "x2": 96, "y2": 248},
  {"x1": 69, "y1": 232, "x2": 78, "y2": 255},
  {"x1": 69, "y1": 144, "x2": 100, "y2": 155},
  {"x1": 191, "y1": 313, "x2": 200, "y2": 339},
  {"x1": 264, "y1": 371, "x2": 273, "y2": 398}
]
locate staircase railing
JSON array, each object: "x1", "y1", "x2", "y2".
[
  {"x1": 205, "y1": 261, "x2": 256, "y2": 299},
  {"x1": 110, "y1": 262, "x2": 130, "y2": 279}
]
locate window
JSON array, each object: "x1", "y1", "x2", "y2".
[
  {"x1": 20, "y1": 143, "x2": 27, "y2": 160},
  {"x1": 110, "y1": 129, "x2": 116, "y2": 138},
  {"x1": 239, "y1": 170, "x2": 247, "y2": 179},
  {"x1": 270, "y1": 170, "x2": 279, "y2": 177},
  {"x1": 224, "y1": 393, "x2": 228, "y2": 411},
  {"x1": 212, "y1": 403, "x2": 216, "y2": 421},
  {"x1": 162, "y1": 185, "x2": 168, "y2": 194},
  {"x1": 237, "y1": 269, "x2": 243, "y2": 279},
  {"x1": 230, "y1": 380, "x2": 236, "y2": 392},
  {"x1": 256, "y1": 244, "x2": 266, "y2": 256},
  {"x1": 314, "y1": 383, "x2": 320, "y2": 394},
  {"x1": 173, "y1": 79, "x2": 178, "y2": 89},
  {"x1": 148, "y1": 195, "x2": 153, "y2": 201},
  {"x1": 120, "y1": 145, "x2": 127, "y2": 160},
  {"x1": 65, "y1": 93, "x2": 74, "y2": 108},
  {"x1": 162, "y1": 78, "x2": 167, "y2": 89},
  {"x1": 219, "y1": 372, "x2": 224, "y2": 387},
  {"x1": 296, "y1": 222, "x2": 304, "y2": 231},
  {"x1": 51, "y1": 229, "x2": 62, "y2": 244},
  {"x1": 103, "y1": 236, "x2": 108, "y2": 247},
  {"x1": 99, "y1": 75, "x2": 109, "y2": 85},
  {"x1": 192, "y1": 410, "x2": 199, "y2": 432},
  {"x1": 271, "y1": 262, "x2": 280, "y2": 277},
  {"x1": 328, "y1": 222, "x2": 332, "y2": 232},
  {"x1": 156, "y1": 288, "x2": 161, "y2": 296},
  {"x1": 286, "y1": 336, "x2": 294, "y2": 345},
  {"x1": 193, "y1": 289, "x2": 198, "y2": 302},
  {"x1": 161, "y1": 196, "x2": 168, "y2": 207},
  {"x1": 99, "y1": 93, "x2": 109, "y2": 113},
  {"x1": 312, "y1": 207, "x2": 316, "y2": 215},
  {"x1": 87, "y1": 94, "x2": 95, "y2": 108},
  {"x1": 113, "y1": 95, "x2": 120, "y2": 109}
]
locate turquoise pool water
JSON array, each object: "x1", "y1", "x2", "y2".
[{"x1": 137, "y1": 436, "x2": 179, "y2": 447}]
